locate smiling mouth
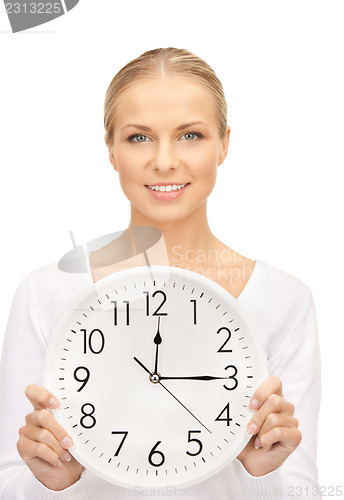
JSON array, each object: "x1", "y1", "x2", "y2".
[{"x1": 145, "y1": 183, "x2": 190, "y2": 192}]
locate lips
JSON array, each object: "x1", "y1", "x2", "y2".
[
  {"x1": 144, "y1": 183, "x2": 190, "y2": 201},
  {"x1": 145, "y1": 182, "x2": 189, "y2": 188}
]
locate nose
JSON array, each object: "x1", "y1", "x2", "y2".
[{"x1": 150, "y1": 140, "x2": 179, "y2": 173}]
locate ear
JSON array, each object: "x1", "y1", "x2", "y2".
[
  {"x1": 217, "y1": 126, "x2": 231, "y2": 166},
  {"x1": 108, "y1": 147, "x2": 118, "y2": 172}
]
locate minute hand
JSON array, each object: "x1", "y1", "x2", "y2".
[{"x1": 159, "y1": 375, "x2": 229, "y2": 381}]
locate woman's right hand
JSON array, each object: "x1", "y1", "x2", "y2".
[{"x1": 17, "y1": 384, "x2": 84, "y2": 491}]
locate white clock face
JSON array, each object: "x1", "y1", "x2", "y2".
[{"x1": 44, "y1": 265, "x2": 267, "y2": 490}]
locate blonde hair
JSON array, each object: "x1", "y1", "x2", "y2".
[{"x1": 104, "y1": 47, "x2": 228, "y2": 148}]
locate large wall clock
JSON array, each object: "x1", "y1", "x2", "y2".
[{"x1": 44, "y1": 265, "x2": 268, "y2": 490}]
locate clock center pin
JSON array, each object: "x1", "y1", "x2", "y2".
[{"x1": 149, "y1": 372, "x2": 161, "y2": 383}]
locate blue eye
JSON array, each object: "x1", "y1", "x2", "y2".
[
  {"x1": 181, "y1": 131, "x2": 203, "y2": 141},
  {"x1": 128, "y1": 134, "x2": 150, "y2": 143},
  {"x1": 127, "y1": 131, "x2": 203, "y2": 142}
]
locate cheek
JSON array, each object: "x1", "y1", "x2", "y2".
[
  {"x1": 114, "y1": 161, "x2": 136, "y2": 200},
  {"x1": 189, "y1": 147, "x2": 218, "y2": 184},
  {"x1": 115, "y1": 150, "x2": 140, "y2": 182}
]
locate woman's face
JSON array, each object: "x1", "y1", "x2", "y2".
[{"x1": 108, "y1": 76, "x2": 230, "y2": 224}]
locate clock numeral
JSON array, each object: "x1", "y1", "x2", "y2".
[
  {"x1": 80, "y1": 403, "x2": 96, "y2": 429},
  {"x1": 111, "y1": 431, "x2": 128, "y2": 456},
  {"x1": 223, "y1": 365, "x2": 238, "y2": 391},
  {"x1": 74, "y1": 366, "x2": 90, "y2": 392},
  {"x1": 81, "y1": 329, "x2": 105, "y2": 354},
  {"x1": 186, "y1": 430, "x2": 203, "y2": 456},
  {"x1": 111, "y1": 300, "x2": 118, "y2": 326},
  {"x1": 148, "y1": 440, "x2": 165, "y2": 467},
  {"x1": 217, "y1": 327, "x2": 233, "y2": 353},
  {"x1": 144, "y1": 290, "x2": 168, "y2": 316},
  {"x1": 143, "y1": 291, "x2": 149, "y2": 315},
  {"x1": 215, "y1": 403, "x2": 232, "y2": 426},
  {"x1": 190, "y1": 299, "x2": 197, "y2": 325},
  {"x1": 111, "y1": 301, "x2": 130, "y2": 326}
]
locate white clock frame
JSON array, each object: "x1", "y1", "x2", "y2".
[{"x1": 44, "y1": 265, "x2": 268, "y2": 490}]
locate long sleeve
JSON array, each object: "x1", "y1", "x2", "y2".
[
  {"x1": 0, "y1": 273, "x2": 83, "y2": 499},
  {"x1": 230, "y1": 288, "x2": 322, "y2": 499},
  {"x1": 0, "y1": 273, "x2": 48, "y2": 498},
  {"x1": 0, "y1": 272, "x2": 94, "y2": 500}
]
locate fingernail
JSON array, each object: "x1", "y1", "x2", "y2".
[
  {"x1": 56, "y1": 459, "x2": 63, "y2": 467},
  {"x1": 246, "y1": 422, "x2": 258, "y2": 435},
  {"x1": 249, "y1": 398, "x2": 259, "y2": 410},
  {"x1": 62, "y1": 451, "x2": 72, "y2": 462},
  {"x1": 62, "y1": 436, "x2": 73, "y2": 449},
  {"x1": 254, "y1": 437, "x2": 261, "y2": 449},
  {"x1": 48, "y1": 398, "x2": 60, "y2": 408}
]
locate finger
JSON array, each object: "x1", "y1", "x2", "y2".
[
  {"x1": 25, "y1": 409, "x2": 74, "y2": 451},
  {"x1": 254, "y1": 414, "x2": 299, "y2": 449},
  {"x1": 20, "y1": 424, "x2": 72, "y2": 463},
  {"x1": 259, "y1": 413, "x2": 298, "y2": 438},
  {"x1": 248, "y1": 376, "x2": 283, "y2": 411},
  {"x1": 25, "y1": 384, "x2": 60, "y2": 410},
  {"x1": 17, "y1": 433, "x2": 63, "y2": 468},
  {"x1": 259, "y1": 426, "x2": 302, "y2": 452},
  {"x1": 246, "y1": 393, "x2": 295, "y2": 436}
]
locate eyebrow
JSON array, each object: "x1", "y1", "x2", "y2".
[{"x1": 121, "y1": 121, "x2": 209, "y2": 132}]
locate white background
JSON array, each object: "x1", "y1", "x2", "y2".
[{"x1": 0, "y1": 0, "x2": 343, "y2": 491}]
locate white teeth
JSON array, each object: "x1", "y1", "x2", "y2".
[{"x1": 148, "y1": 183, "x2": 187, "y2": 192}]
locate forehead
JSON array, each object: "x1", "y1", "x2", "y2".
[{"x1": 114, "y1": 77, "x2": 218, "y2": 126}]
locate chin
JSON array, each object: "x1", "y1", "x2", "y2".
[{"x1": 137, "y1": 209, "x2": 187, "y2": 224}]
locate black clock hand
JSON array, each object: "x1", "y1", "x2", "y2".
[
  {"x1": 153, "y1": 317, "x2": 162, "y2": 374},
  {"x1": 157, "y1": 381, "x2": 212, "y2": 434},
  {"x1": 133, "y1": 357, "x2": 229, "y2": 382},
  {"x1": 133, "y1": 356, "x2": 212, "y2": 434},
  {"x1": 159, "y1": 375, "x2": 230, "y2": 381},
  {"x1": 133, "y1": 356, "x2": 151, "y2": 375}
]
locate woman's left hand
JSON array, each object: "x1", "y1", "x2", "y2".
[{"x1": 236, "y1": 376, "x2": 302, "y2": 477}]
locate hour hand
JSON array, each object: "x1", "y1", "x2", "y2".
[{"x1": 153, "y1": 317, "x2": 162, "y2": 374}]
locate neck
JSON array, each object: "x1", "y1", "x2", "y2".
[{"x1": 128, "y1": 204, "x2": 220, "y2": 268}]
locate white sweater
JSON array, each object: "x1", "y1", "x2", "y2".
[{"x1": 0, "y1": 259, "x2": 322, "y2": 499}]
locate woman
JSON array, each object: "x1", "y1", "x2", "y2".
[{"x1": 0, "y1": 47, "x2": 321, "y2": 499}]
